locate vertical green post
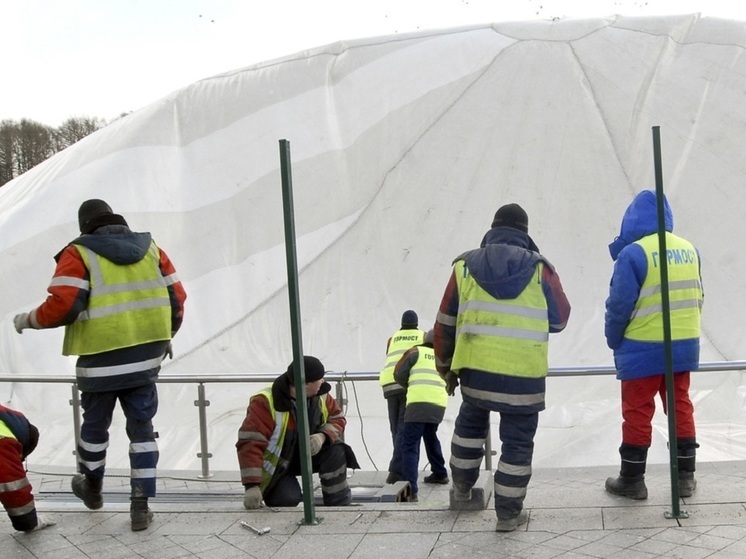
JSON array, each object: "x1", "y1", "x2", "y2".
[
  {"x1": 278, "y1": 139, "x2": 319, "y2": 525},
  {"x1": 652, "y1": 126, "x2": 686, "y2": 519}
]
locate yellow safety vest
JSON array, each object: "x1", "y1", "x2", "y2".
[
  {"x1": 452, "y1": 259, "x2": 549, "y2": 378},
  {"x1": 63, "y1": 242, "x2": 172, "y2": 355},
  {"x1": 0, "y1": 420, "x2": 15, "y2": 439},
  {"x1": 254, "y1": 388, "x2": 329, "y2": 492},
  {"x1": 379, "y1": 328, "x2": 425, "y2": 395},
  {"x1": 625, "y1": 233, "x2": 702, "y2": 342},
  {"x1": 404, "y1": 347, "x2": 447, "y2": 408}
]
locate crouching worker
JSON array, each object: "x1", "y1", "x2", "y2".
[
  {"x1": 236, "y1": 356, "x2": 360, "y2": 508},
  {"x1": 0, "y1": 404, "x2": 54, "y2": 532}
]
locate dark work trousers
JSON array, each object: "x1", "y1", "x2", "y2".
[
  {"x1": 398, "y1": 421, "x2": 448, "y2": 496},
  {"x1": 387, "y1": 393, "x2": 406, "y2": 473},
  {"x1": 450, "y1": 399, "x2": 538, "y2": 519},
  {"x1": 78, "y1": 383, "x2": 159, "y2": 498},
  {"x1": 263, "y1": 442, "x2": 352, "y2": 507}
]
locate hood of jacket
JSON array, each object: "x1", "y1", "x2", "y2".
[
  {"x1": 458, "y1": 226, "x2": 545, "y2": 300},
  {"x1": 62, "y1": 224, "x2": 153, "y2": 265},
  {"x1": 609, "y1": 190, "x2": 673, "y2": 261}
]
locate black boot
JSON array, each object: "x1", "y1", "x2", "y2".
[
  {"x1": 71, "y1": 474, "x2": 103, "y2": 510},
  {"x1": 605, "y1": 444, "x2": 648, "y2": 500},
  {"x1": 677, "y1": 438, "x2": 699, "y2": 498},
  {"x1": 130, "y1": 497, "x2": 153, "y2": 531},
  {"x1": 605, "y1": 474, "x2": 648, "y2": 499}
]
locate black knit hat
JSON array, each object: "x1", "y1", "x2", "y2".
[
  {"x1": 78, "y1": 199, "x2": 128, "y2": 234},
  {"x1": 401, "y1": 310, "x2": 418, "y2": 327},
  {"x1": 285, "y1": 355, "x2": 326, "y2": 384},
  {"x1": 491, "y1": 203, "x2": 529, "y2": 233}
]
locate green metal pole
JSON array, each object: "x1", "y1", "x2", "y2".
[
  {"x1": 279, "y1": 139, "x2": 319, "y2": 526},
  {"x1": 652, "y1": 126, "x2": 686, "y2": 519}
]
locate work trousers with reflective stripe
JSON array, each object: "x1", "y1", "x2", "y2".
[
  {"x1": 78, "y1": 383, "x2": 159, "y2": 497},
  {"x1": 263, "y1": 442, "x2": 351, "y2": 507},
  {"x1": 450, "y1": 399, "x2": 538, "y2": 519},
  {"x1": 621, "y1": 372, "x2": 696, "y2": 446}
]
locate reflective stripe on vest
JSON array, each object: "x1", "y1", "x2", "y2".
[
  {"x1": 379, "y1": 328, "x2": 425, "y2": 393},
  {"x1": 625, "y1": 233, "x2": 702, "y2": 342},
  {"x1": 405, "y1": 346, "x2": 447, "y2": 408},
  {"x1": 63, "y1": 242, "x2": 172, "y2": 356},
  {"x1": 452, "y1": 260, "x2": 549, "y2": 378},
  {"x1": 255, "y1": 388, "x2": 329, "y2": 492}
]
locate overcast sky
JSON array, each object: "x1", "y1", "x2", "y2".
[{"x1": 3, "y1": 0, "x2": 745, "y2": 127}]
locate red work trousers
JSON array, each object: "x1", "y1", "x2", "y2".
[{"x1": 621, "y1": 372, "x2": 696, "y2": 446}]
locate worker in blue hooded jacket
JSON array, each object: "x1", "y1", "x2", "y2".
[{"x1": 604, "y1": 190, "x2": 703, "y2": 500}]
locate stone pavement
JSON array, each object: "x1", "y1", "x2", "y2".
[{"x1": 4, "y1": 461, "x2": 746, "y2": 558}]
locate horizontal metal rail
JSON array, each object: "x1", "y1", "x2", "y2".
[{"x1": 1, "y1": 360, "x2": 745, "y2": 477}]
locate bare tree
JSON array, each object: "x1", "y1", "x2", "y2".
[
  {"x1": 57, "y1": 116, "x2": 104, "y2": 149},
  {"x1": 0, "y1": 116, "x2": 106, "y2": 188}
]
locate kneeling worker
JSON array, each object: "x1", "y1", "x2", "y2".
[{"x1": 237, "y1": 356, "x2": 359, "y2": 508}]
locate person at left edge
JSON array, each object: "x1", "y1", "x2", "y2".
[
  {"x1": 12, "y1": 199, "x2": 187, "y2": 532},
  {"x1": 0, "y1": 404, "x2": 55, "y2": 532},
  {"x1": 237, "y1": 356, "x2": 360, "y2": 508}
]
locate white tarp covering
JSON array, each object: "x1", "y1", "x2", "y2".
[{"x1": 2, "y1": 14, "x2": 746, "y2": 474}]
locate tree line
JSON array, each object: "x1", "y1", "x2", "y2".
[{"x1": 0, "y1": 116, "x2": 108, "y2": 187}]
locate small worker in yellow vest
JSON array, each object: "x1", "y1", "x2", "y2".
[
  {"x1": 379, "y1": 310, "x2": 425, "y2": 484},
  {"x1": 392, "y1": 329, "x2": 449, "y2": 501},
  {"x1": 605, "y1": 190, "x2": 703, "y2": 500}
]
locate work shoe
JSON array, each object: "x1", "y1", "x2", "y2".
[
  {"x1": 423, "y1": 473, "x2": 449, "y2": 485},
  {"x1": 496, "y1": 509, "x2": 528, "y2": 532},
  {"x1": 452, "y1": 487, "x2": 472, "y2": 501},
  {"x1": 386, "y1": 471, "x2": 403, "y2": 484},
  {"x1": 71, "y1": 474, "x2": 103, "y2": 510},
  {"x1": 679, "y1": 471, "x2": 697, "y2": 498},
  {"x1": 130, "y1": 497, "x2": 154, "y2": 531},
  {"x1": 605, "y1": 475, "x2": 648, "y2": 500}
]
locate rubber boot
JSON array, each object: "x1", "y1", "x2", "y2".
[
  {"x1": 130, "y1": 497, "x2": 153, "y2": 531},
  {"x1": 71, "y1": 474, "x2": 103, "y2": 510},
  {"x1": 678, "y1": 438, "x2": 699, "y2": 498},
  {"x1": 605, "y1": 444, "x2": 648, "y2": 500}
]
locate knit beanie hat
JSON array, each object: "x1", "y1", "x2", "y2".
[
  {"x1": 401, "y1": 310, "x2": 418, "y2": 327},
  {"x1": 285, "y1": 355, "x2": 326, "y2": 384},
  {"x1": 78, "y1": 199, "x2": 128, "y2": 234},
  {"x1": 491, "y1": 203, "x2": 529, "y2": 233}
]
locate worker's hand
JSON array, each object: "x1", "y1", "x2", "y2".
[
  {"x1": 13, "y1": 313, "x2": 31, "y2": 334},
  {"x1": 309, "y1": 433, "x2": 326, "y2": 456},
  {"x1": 444, "y1": 371, "x2": 459, "y2": 396},
  {"x1": 165, "y1": 342, "x2": 173, "y2": 360},
  {"x1": 29, "y1": 515, "x2": 56, "y2": 532},
  {"x1": 243, "y1": 486, "x2": 263, "y2": 510}
]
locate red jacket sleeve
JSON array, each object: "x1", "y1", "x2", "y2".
[
  {"x1": 157, "y1": 246, "x2": 187, "y2": 334},
  {"x1": 31, "y1": 245, "x2": 89, "y2": 328},
  {"x1": 235, "y1": 393, "x2": 275, "y2": 487},
  {"x1": 318, "y1": 393, "x2": 346, "y2": 443},
  {"x1": 434, "y1": 270, "x2": 459, "y2": 374}
]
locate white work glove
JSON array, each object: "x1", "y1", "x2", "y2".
[
  {"x1": 13, "y1": 313, "x2": 32, "y2": 334},
  {"x1": 29, "y1": 515, "x2": 56, "y2": 532},
  {"x1": 309, "y1": 433, "x2": 325, "y2": 456},
  {"x1": 165, "y1": 341, "x2": 173, "y2": 360},
  {"x1": 243, "y1": 486, "x2": 263, "y2": 510}
]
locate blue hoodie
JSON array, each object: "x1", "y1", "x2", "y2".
[{"x1": 604, "y1": 190, "x2": 702, "y2": 379}]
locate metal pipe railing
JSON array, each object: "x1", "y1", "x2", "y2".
[{"x1": 2, "y1": 360, "x2": 745, "y2": 478}]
